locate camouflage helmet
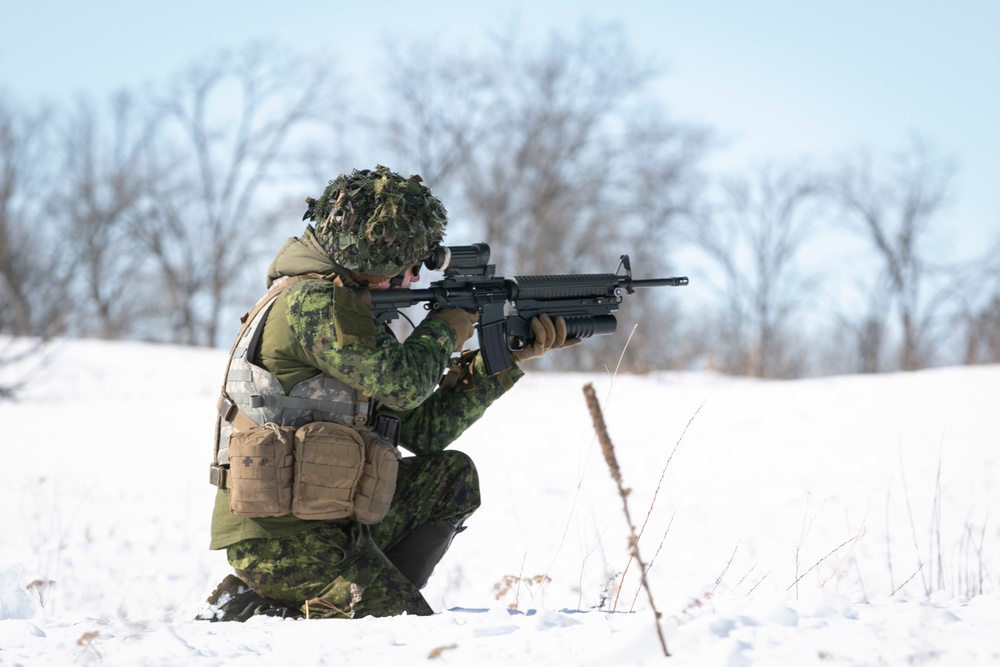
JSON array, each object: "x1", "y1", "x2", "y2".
[{"x1": 307, "y1": 165, "x2": 447, "y2": 281}]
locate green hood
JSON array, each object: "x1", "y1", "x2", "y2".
[{"x1": 266, "y1": 225, "x2": 345, "y2": 287}]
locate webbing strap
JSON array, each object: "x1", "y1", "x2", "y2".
[
  {"x1": 217, "y1": 393, "x2": 257, "y2": 432},
  {"x1": 213, "y1": 275, "x2": 320, "y2": 455},
  {"x1": 237, "y1": 392, "x2": 360, "y2": 416}
]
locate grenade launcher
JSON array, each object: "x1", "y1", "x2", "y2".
[{"x1": 363, "y1": 243, "x2": 688, "y2": 375}]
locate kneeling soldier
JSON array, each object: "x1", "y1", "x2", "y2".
[{"x1": 200, "y1": 166, "x2": 577, "y2": 620}]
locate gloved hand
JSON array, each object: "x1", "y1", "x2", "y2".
[
  {"x1": 427, "y1": 308, "x2": 478, "y2": 351},
  {"x1": 510, "y1": 313, "x2": 582, "y2": 363}
]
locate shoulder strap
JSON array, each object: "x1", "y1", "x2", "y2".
[{"x1": 212, "y1": 275, "x2": 321, "y2": 459}]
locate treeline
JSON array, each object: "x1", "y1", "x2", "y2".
[{"x1": 2, "y1": 25, "x2": 999, "y2": 390}]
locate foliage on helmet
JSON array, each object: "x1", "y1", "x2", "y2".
[{"x1": 309, "y1": 165, "x2": 447, "y2": 278}]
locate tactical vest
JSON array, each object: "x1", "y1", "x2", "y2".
[
  {"x1": 210, "y1": 276, "x2": 369, "y2": 484},
  {"x1": 209, "y1": 276, "x2": 401, "y2": 524}
]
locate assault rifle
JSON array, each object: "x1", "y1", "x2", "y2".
[{"x1": 364, "y1": 243, "x2": 688, "y2": 375}]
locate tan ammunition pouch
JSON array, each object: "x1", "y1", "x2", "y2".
[
  {"x1": 227, "y1": 424, "x2": 297, "y2": 518},
  {"x1": 227, "y1": 420, "x2": 399, "y2": 525},
  {"x1": 291, "y1": 421, "x2": 400, "y2": 523},
  {"x1": 353, "y1": 428, "x2": 402, "y2": 524}
]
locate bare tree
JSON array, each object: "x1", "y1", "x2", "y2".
[
  {"x1": 0, "y1": 96, "x2": 68, "y2": 339},
  {"x1": 57, "y1": 92, "x2": 161, "y2": 339},
  {"x1": 835, "y1": 139, "x2": 958, "y2": 371},
  {"x1": 958, "y1": 232, "x2": 1000, "y2": 364},
  {"x1": 963, "y1": 295, "x2": 1000, "y2": 364},
  {"x1": 381, "y1": 23, "x2": 708, "y2": 371},
  {"x1": 690, "y1": 161, "x2": 823, "y2": 378},
  {"x1": 138, "y1": 43, "x2": 335, "y2": 346},
  {"x1": 462, "y1": 27, "x2": 704, "y2": 275},
  {"x1": 820, "y1": 287, "x2": 893, "y2": 375},
  {"x1": 380, "y1": 49, "x2": 493, "y2": 190},
  {"x1": 0, "y1": 96, "x2": 68, "y2": 399}
]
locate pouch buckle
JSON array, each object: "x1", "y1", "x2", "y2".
[
  {"x1": 218, "y1": 395, "x2": 238, "y2": 423},
  {"x1": 209, "y1": 463, "x2": 230, "y2": 488}
]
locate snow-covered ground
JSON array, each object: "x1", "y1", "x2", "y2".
[{"x1": 1, "y1": 338, "x2": 997, "y2": 665}]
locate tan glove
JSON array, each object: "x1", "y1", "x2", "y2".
[
  {"x1": 427, "y1": 308, "x2": 478, "y2": 351},
  {"x1": 510, "y1": 313, "x2": 583, "y2": 363}
]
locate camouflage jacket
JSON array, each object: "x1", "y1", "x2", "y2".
[{"x1": 210, "y1": 227, "x2": 523, "y2": 549}]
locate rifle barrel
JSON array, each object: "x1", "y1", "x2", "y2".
[{"x1": 628, "y1": 276, "x2": 689, "y2": 288}]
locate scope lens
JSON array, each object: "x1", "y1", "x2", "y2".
[{"x1": 423, "y1": 243, "x2": 490, "y2": 271}]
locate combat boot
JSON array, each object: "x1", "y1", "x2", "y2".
[
  {"x1": 383, "y1": 519, "x2": 464, "y2": 589},
  {"x1": 196, "y1": 573, "x2": 302, "y2": 622}
]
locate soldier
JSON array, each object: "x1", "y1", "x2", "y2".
[{"x1": 199, "y1": 166, "x2": 579, "y2": 620}]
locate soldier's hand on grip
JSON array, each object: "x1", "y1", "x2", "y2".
[
  {"x1": 510, "y1": 313, "x2": 582, "y2": 363},
  {"x1": 428, "y1": 308, "x2": 478, "y2": 351}
]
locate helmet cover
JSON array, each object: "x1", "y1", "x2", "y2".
[{"x1": 309, "y1": 165, "x2": 447, "y2": 279}]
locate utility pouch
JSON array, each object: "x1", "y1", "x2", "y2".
[
  {"x1": 291, "y1": 421, "x2": 366, "y2": 521},
  {"x1": 353, "y1": 430, "x2": 401, "y2": 525},
  {"x1": 227, "y1": 424, "x2": 296, "y2": 518}
]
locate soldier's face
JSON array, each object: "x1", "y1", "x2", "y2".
[
  {"x1": 374, "y1": 263, "x2": 421, "y2": 290},
  {"x1": 396, "y1": 263, "x2": 420, "y2": 288}
]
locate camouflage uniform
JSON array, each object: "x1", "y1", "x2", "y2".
[{"x1": 209, "y1": 225, "x2": 523, "y2": 619}]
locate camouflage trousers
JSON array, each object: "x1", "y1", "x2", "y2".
[{"x1": 227, "y1": 450, "x2": 480, "y2": 619}]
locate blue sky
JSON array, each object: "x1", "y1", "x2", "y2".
[{"x1": 2, "y1": 0, "x2": 997, "y2": 257}]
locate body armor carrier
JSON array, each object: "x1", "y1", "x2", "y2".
[
  {"x1": 209, "y1": 278, "x2": 400, "y2": 524},
  {"x1": 213, "y1": 290, "x2": 368, "y2": 470}
]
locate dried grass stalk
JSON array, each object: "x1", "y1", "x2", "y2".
[{"x1": 583, "y1": 383, "x2": 669, "y2": 657}]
